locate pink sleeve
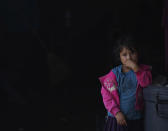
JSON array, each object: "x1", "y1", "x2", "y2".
[
  {"x1": 99, "y1": 71, "x2": 120, "y2": 116},
  {"x1": 101, "y1": 87, "x2": 120, "y2": 116},
  {"x1": 135, "y1": 68, "x2": 152, "y2": 87}
]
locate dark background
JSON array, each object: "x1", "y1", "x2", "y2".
[{"x1": 0, "y1": 0, "x2": 165, "y2": 130}]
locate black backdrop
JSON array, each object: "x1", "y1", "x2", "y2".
[{"x1": 0, "y1": 0, "x2": 164, "y2": 130}]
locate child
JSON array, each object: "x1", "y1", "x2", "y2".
[{"x1": 98, "y1": 35, "x2": 152, "y2": 131}]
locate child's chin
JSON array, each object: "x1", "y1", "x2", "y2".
[{"x1": 123, "y1": 65, "x2": 131, "y2": 69}]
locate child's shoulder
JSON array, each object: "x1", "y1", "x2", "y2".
[
  {"x1": 111, "y1": 65, "x2": 122, "y2": 74},
  {"x1": 98, "y1": 65, "x2": 121, "y2": 82},
  {"x1": 99, "y1": 66, "x2": 120, "y2": 81}
]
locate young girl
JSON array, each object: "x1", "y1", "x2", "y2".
[{"x1": 98, "y1": 35, "x2": 152, "y2": 131}]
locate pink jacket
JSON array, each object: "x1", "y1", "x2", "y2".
[{"x1": 99, "y1": 64, "x2": 152, "y2": 116}]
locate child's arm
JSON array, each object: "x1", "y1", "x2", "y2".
[
  {"x1": 99, "y1": 71, "x2": 120, "y2": 116},
  {"x1": 101, "y1": 86, "x2": 127, "y2": 126},
  {"x1": 124, "y1": 61, "x2": 152, "y2": 87},
  {"x1": 101, "y1": 86, "x2": 120, "y2": 116},
  {"x1": 135, "y1": 65, "x2": 152, "y2": 87}
]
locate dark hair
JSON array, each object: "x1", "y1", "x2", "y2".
[{"x1": 111, "y1": 34, "x2": 141, "y2": 66}]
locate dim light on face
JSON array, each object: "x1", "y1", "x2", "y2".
[{"x1": 119, "y1": 47, "x2": 138, "y2": 66}]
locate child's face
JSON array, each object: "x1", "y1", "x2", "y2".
[{"x1": 119, "y1": 47, "x2": 138, "y2": 65}]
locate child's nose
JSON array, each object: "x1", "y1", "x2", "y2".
[{"x1": 127, "y1": 54, "x2": 131, "y2": 60}]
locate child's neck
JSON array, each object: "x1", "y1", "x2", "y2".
[{"x1": 122, "y1": 65, "x2": 131, "y2": 73}]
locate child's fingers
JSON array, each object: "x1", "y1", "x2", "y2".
[
  {"x1": 123, "y1": 120, "x2": 127, "y2": 126},
  {"x1": 117, "y1": 120, "x2": 122, "y2": 125},
  {"x1": 119, "y1": 120, "x2": 127, "y2": 126},
  {"x1": 118, "y1": 120, "x2": 125, "y2": 126}
]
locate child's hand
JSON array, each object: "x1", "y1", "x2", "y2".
[
  {"x1": 115, "y1": 111, "x2": 127, "y2": 126},
  {"x1": 125, "y1": 60, "x2": 139, "y2": 72}
]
